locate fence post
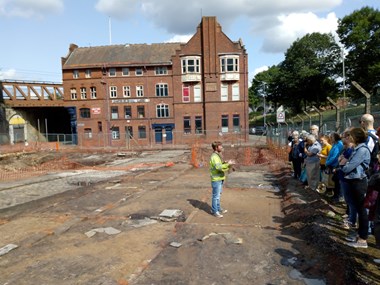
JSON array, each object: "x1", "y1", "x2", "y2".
[
  {"x1": 327, "y1": 97, "x2": 340, "y2": 132},
  {"x1": 352, "y1": 81, "x2": 371, "y2": 114}
]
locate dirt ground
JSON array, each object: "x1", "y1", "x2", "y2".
[{"x1": 0, "y1": 145, "x2": 380, "y2": 284}]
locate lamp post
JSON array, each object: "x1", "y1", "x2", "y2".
[
  {"x1": 262, "y1": 82, "x2": 267, "y2": 128},
  {"x1": 342, "y1": 48, "x2": 347, "y2": 129}
]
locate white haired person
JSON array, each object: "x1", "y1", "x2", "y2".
[{"x1": 304, "y1": 134, "x2": 322, "y2": 191}]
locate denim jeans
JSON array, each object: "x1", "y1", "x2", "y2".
[
  {"x1": 341, "y1": 178, "x2": 357, "y2": 225},
  {"x1": 348, "y1": 177, "x2": 368, "y2": 240},
  {"x1": 211, "y1": 180, "x2": 223, "y2": 214}
]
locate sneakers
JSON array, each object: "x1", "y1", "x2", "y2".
[
  {"x1": 220, "y1": 209, "x2": 228, "y2": 214},
  {"x1": 213, "y1": 212, "x2": 223, "y2": 218},
  {"x1": 326, "y1": 191, "x2": 334, "y2": 197},
  {"x1": 345, "y1": 235, "x2": 358, "y2": 242},
  {"x1": 346, "y1": 240, "x2": 368, "y2": 249}
]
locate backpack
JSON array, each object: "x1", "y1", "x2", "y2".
[{"x1": 368, "y1": 132, "x2": 379, "y2": 170}]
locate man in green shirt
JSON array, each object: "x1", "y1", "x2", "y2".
[{"x1": 209, "y1": 141, "x2": 235, "y2": 218}]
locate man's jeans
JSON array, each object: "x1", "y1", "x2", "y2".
[{"x1": 211, "y1": 180, "x2": 223, "y2": 214}]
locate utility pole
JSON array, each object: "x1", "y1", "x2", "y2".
[
  {"x1": 327, "y1": 97, "x2": 340, "y2": 132},
  {"x1": 342, "y1": 49, "x2": 347, "y2": 129}
]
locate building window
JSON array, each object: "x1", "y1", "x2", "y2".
[
  {"x1": 232, "y1": 83, "x2": 239, "y2": 101},
  {"x1": 84, "y1": 128, "x2": 92, "y2": 139},
  {"x1": 136, "y1": 85, "x2": 144, "y2": 97},
  {"x1": 109, "y1": 68, "x2": 116, "y2": 77},
  {"x1": 156, "y1": 84, "x2": 168, "y2": 97},
  {"x1": 221, "y1": 115, "x2": 229, "y2": 133},
  {"x1": 155, "y1": 67, "x2": 168, "y2": 75},
  {"x1": 220, "y1": 56, "x2": 239, "y2": 73},
  {"x1": 137, "y1": 106, "x2": 145, "y2": 118},
  {"x1": 233, "y1": 114, "x2": 240, "y2": 132},
  {"x1": 221, "y1": 84, "x2": 228, "y2": 101},
  {"x1": 122, "y1": 68, "x2": 129, "y2": 76},
  {"x1": 90, "y1": 87, "x2": 97, "y2": 99},
  {"x1": 73, "y1": 70, "x2": 79, "y2": 79},
  {"x1": 70, "y1": 88, "x2": 77, "y2": 100},
  {"x1": 110, "y1": 86, "x2": 117, "y2": 98},
  {"x1": 183, "y1": 116, "x2": 191, "y2": 134},
  {"x1": 124, "y1": 106, "x2": 132, "y2": 118},
  {"x1": 195, "y1": 116, "x2": 203, "y2": 134},
  {"x1": 80, "y1": 108, "x2": 91, "y2": 118},
  {"x1": 181, "y1": 57, "x2": 201, "y2": 73},
  {"x1": 85, "y1": 69, "x2": 91, "y2": 78},
  {"x1": 135, "y1": 68, "x2": 143, "y2": 76},
  {"x1": 112, "y1": 126, "x2": 120, "y2": 139},
  {"x1": 156, "y1": 104, "x2": 169, "y2": 118},
  {"x1": 182, "y1": 86, "x2": 190, "y2": 102},
  {"x1": 125, "y1": 126, "x2": 133, "y2": 138},
  {"x1": 194, "y1": 84, "x2": 201, "y2": 102},
  {"x1": 138, "y1": 126, "x2": 147, "y2": 139},
  {"x1": 80, "y1": 87, "x2": 87, "y2": 99},
  {"x1": 123, "y1": 86, "x2": 131, "y2": 97},
  {"x1": 98, "y1": 121, "x2": 102, "y2": 132},
  {"x1": 111, "y1": 106, "x2": 118, "y2": 119}
]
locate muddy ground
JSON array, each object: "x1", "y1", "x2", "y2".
[{"x1": 0, "y1": 145, "x2": 380, "y2": 284}]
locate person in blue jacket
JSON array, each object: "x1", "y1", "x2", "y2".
[{"x1": 326, "y1": 132, "x2": 344, "y2": 202}]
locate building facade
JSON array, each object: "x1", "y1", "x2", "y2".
[{"x1": 61, "y1": 16, "x2": 249, "y2": 148}]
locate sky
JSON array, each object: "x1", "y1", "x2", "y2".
[{"x1": 0, "y1": 0, "x2": 378, "y2": 84}]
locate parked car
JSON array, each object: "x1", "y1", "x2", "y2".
[{"x1": 249, "y1": 126, "x2": 266, "y2": 135}]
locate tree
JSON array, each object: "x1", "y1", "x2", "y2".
[
  {"x1": 249, "y1": 66, "x2": 281, "y2": 112},
  {"x1": 279, "y1": 32, "x2": 341, "y2": 112},
  {"x1": 337, "y1": 6, "x2": 380, "y2": 98}
]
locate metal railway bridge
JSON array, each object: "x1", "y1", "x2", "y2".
[{"x1": 0, "y1": 80, "x2": 74, "y2": 145}]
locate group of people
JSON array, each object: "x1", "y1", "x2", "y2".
[{"x1": 288, "y1": 113, "x2": 380, "y2": 251}]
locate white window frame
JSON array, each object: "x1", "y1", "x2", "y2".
[
  {"x1": 122, "y1": 68, "x2": 129, "y2": 76},
  {"x1": 135, "y1": 68, "x2": 143, "y2": 76},
  {"x1": 232, "y1": 83, "x2": 239, "y2": 101},
  {"x1": 123, "y1": 86, "x2": 131, "y2": 97},
  {"x1": 194, "y1": 84, "x2": 202, "y2": 102},
  {"x1": 73, "y1": 70, "x2": 79, "y2": 79},
  {"x1": 136, "y1": 85, "x2": 144, "y2": 97},
  {"x1": 80, "y1": 87, "x2": 87, "y2": 99},
  {"x1": 221, "y1": 84, "x2": 228, "y2": 101},
  {"x1": 90, "y1": 86, "x2": 97, "y2": 99},
  {"x1": 85, "y1": 69, "x2": 91, "y2": 78},
  {"x1": 156, "y1": 83, "x2": 168, "y2": 97},
  {"x1": 70, "y1": 88, "x2": 77, "y2": 100},
  {"x1": 110, "y1": 86, "x2": 117, "y2": 98},
  {"x1": 156, "y1": 104, "x2": 169, "y2": 118},
  {"x1": 109, "y1": 68, "x2": 116, "y2": 77},
  {"x1": 111, "y1": 106, "x2": 118, "y2": 119},
  {"x1": 155, "y1": 67, "x2": 168, "y2": 75},
  {"x1": 181, "y1": 56, "x2": 201, "y2": 74},
  {"x1": 112, "y1": 127, "x2": 120, "y2": 139},
  {"x1": 220, "y1": 55, "x2": 239, "y2": 73}
]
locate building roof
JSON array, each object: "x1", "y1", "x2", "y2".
[{"x1": 62, "y1": 43, "x2": 182, "y2": 69}]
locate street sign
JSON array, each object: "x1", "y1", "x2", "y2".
[{"x1": 276, "y1": 105, "x2": 285, "y2": 123}]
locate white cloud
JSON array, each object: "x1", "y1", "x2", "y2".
[
  {"x1": 253, "y1": 66, "x2": 269, "y2": 76},
  {"x1": 260, "y1": 12, "x2": 339, "y2": 53},
  {"x1": 95, "y1": 0, "x2": 139, "y2": 19},
  {"x1": 0, "y1": 68, "x2": 17, "y2": 80},
  {"x1": 165, "y1": 35, "x2": 192, "y2": 43},
  {"x1": 94, "y1": 0, "x2": 342, "y2": 33},
  {"x1": 0, "y1": 0, "x2": 63, "y2": 18}
]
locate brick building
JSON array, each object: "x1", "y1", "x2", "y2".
[{"x1": 61, "y1": 16, "x2": 249, "y2": 148}]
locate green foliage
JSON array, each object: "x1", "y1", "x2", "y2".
[{"x1": 337, "y1": 6, "x2": 380, "y2": 97}]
